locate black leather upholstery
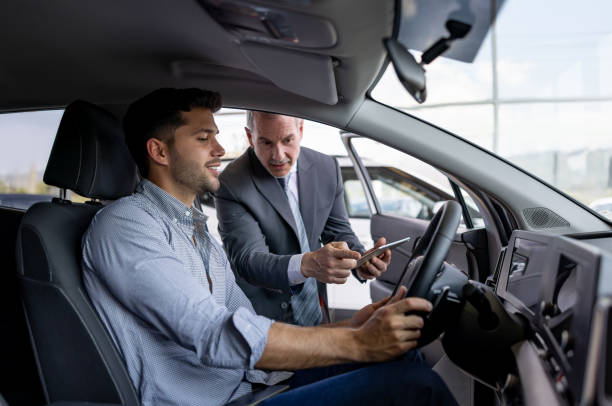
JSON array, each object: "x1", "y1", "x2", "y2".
[
  {"x1": 16, "y1": 101, "x2": 139, "y2": 405},
  {"x1": 43, "y1": 100, "x2": 138, "y2": 199},
  {"x1": 0, "y1": 207, "x2": 45, "y2": 405}
]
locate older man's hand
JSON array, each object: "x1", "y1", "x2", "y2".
[
  {"x1": 301, "y1": 241, "x2": 361, "y2": 284},
  {"x1": 357, "y1": 237, "x2": 391, "y2": 280}
]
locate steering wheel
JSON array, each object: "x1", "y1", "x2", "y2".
[{"x1": 401, "y1": 200, "x2": 462, "y2": 299}]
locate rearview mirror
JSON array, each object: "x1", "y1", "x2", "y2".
[{"x1": 384, "y1": 38, "x2": 426, "y2": 103}]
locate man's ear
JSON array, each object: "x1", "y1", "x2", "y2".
[
  {"x1": 245, "y1": 127, "x2": 255, "y2": 148},
  {"x1": 298, "y1": 119, "x2": 304, "y2": 140},
  {"x1": 146, "y1": 138, "x2": 170, "y2": 168}
]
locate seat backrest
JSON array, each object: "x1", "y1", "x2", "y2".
[
  {"x1": 0, "y1": 207, "x2": 45, "y2": 405},
  {"x1": 15, "y1": 101, "x2": 140, "y2": 405}
]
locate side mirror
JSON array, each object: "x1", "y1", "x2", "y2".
[{"x1": 384, "y1": 38, "x2": 427, "y2": 104}]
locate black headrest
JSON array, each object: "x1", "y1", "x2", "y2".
[{"x1": 43, "y1": 100, "x2": 138, "y2": 200}]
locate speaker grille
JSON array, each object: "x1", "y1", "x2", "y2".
[{"x1": 522, "y1": 207, "x2": 570, "y2": 229}]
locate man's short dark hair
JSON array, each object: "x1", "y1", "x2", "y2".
[{"x1": 123, "y1": 88, "x2": 222, "y2": 177}]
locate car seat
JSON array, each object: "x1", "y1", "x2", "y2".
[{"x1": 15, "y1": 100, "x2": 140, "y2": 405}]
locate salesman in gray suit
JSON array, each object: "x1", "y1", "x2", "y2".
[{"x1": 215, "y1": 111, "x2": 391, "y2": 325}]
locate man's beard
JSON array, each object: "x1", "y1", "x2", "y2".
[{"x1": 169, "y1": 148, "x2": 219, "y2": 195}]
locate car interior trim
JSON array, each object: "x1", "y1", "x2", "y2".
[{"x1": 581, "y1": 297, "x2": 611, "y2": 405}]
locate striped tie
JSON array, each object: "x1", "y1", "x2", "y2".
[{"x1": 278, "y1": 176, "x2": 322, "y2": 326}]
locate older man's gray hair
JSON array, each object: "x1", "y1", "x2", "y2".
[{"x1": 246, "y1": 111, "x2": 302, "y2": 131}]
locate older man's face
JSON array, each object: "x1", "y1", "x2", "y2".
[{"x1": 247, "y1": 114, "x2": 303, "y2": 178}]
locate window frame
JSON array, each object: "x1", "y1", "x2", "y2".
[{"x1": 340, "y1": 132, "x2": 482, "y2": 229}]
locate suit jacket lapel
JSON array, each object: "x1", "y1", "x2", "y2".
[
  {"x1": 248, "y1": 148, "x2": 300, "y2": 239},
  {"x1": 297, "y1": 151, "x2": 315, "y2": 247}
]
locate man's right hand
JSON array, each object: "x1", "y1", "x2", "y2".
[
  {"x1": 255, "y1": 285, "x2": 432, "y2": 371},
  {"x1": 301, "y1": 241, "x2": 361, "y2": 284},
  {"x1": 351, "y1": 286, "x2": 432, "y2": 362}
]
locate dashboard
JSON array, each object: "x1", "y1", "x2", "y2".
[{"x1": 493, "y1": 230, "x2": 612, "y2": 405}]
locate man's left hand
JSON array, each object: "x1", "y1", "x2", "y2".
[
  {"x1": 357, "y1": 237, "x2": 391, "y2": 280},
  {"x1": 348, "y1": 293, "x2": 393, "y2": 328}
]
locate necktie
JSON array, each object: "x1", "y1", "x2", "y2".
[{"x1": 277, "y1": 175, "x2": 322, "y2": 326}]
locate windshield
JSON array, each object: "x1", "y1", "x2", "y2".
[{"x1": 372, "y1": 0, "x2": 612, "y2": 219}]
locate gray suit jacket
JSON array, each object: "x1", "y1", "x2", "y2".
[{"x1": 214, "y1": 147, "x2": 365, "y2": 322}]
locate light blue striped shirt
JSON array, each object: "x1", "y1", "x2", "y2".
[{"x1": 82, "y1": 179, "x2": 291, "y2": 406}]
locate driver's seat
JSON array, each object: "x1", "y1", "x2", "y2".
[{"x1": 15, "y1": 101, "x2": 140, "y2": 405}]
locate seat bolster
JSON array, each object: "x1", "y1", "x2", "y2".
[{"x1": 17, "y1": 202, "x2": 99, "y2": 285}]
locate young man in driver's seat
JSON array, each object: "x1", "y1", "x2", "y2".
[{"x1": 82, "y1": 88, "x2": 458, "y2": 406}]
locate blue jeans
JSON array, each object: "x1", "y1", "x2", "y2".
[{"x1": 261, "y1": 351, "x2": 457, "y2": 406}]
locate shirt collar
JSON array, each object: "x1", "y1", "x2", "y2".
[
  {"x1": 276, "y1": 159, "x2": 298, "y2": 182},
  {"x1": 137, "y1": 179, "x2": 208, "y2": 225}
]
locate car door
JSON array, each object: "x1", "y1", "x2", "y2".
[{"x1": 341, "y1": 133, "x2": 490, "y2": 301}]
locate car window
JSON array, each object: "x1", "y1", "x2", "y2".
[
  {"x1": 460, "y1": 188, "x2": 485, "y2": 228},
  {"x1": 350, "y1": 137, "x2": 450, "y2": 221},
  {"x1": 0, "y1": 110, "x2": 62, "y2": 209},
  {"x1": 0, "y1": 109, "x2": 114, "y2": 208},
  {"x1": 368, "y1": 167, "x2": 438, "y2": 220},
  {"x1": 373, "y1": 179, "x2": 430, "y2": 218},
  {"x1": 349, "y1": 137, "x2": 484, "y2": 227},
  {"x1": 343, "y1": 178, "x2": 370, "y2": 218}
]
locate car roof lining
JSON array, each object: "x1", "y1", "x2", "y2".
[{"x1": 1, "y1": 0, "x2": 394, "y2": 128}]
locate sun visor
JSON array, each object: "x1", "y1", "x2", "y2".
[
  {"x1": 240, "y1": 42, "x2": 338, "y2": 105},
  {"x1": 198, "y1": 0, "x2": 337, "y2": 49},
  {"x1": 398, "y1": 0, "x2": 506, "y2": 63}
]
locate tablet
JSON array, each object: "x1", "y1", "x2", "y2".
[{"x1": 356, "y1": 236, "x2": 411, "y2": 268}]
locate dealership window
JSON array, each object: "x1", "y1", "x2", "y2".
[{"x1": 371, "y1": 0, "x2": 612, "y2": 217}]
